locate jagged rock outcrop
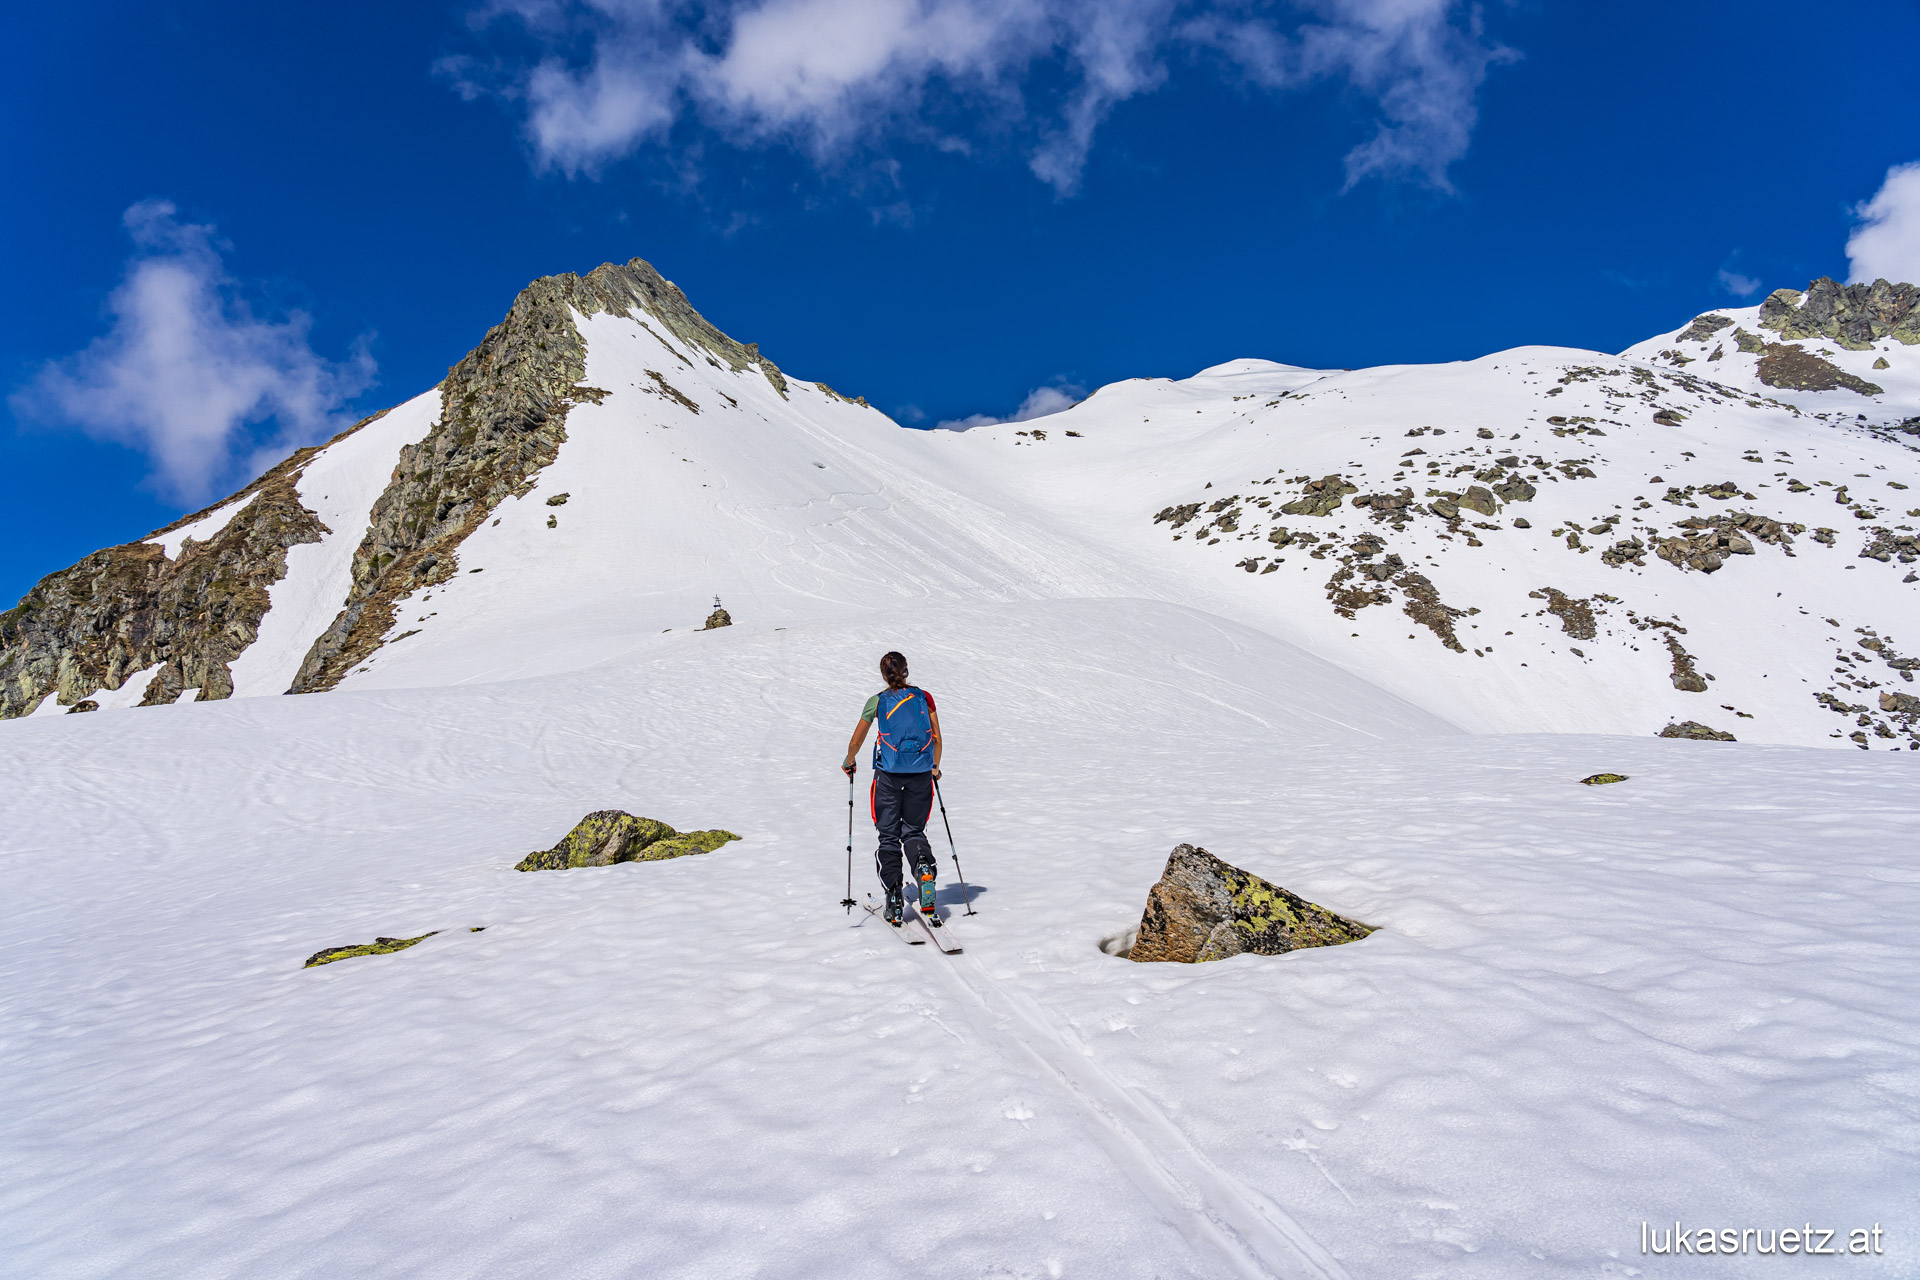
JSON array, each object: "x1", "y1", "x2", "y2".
[
  {"x1": 514, "y1": 810, "x2": 739, "y2": 871},
  {"x1": 0, "y1": 424, "x2": 377, "y2": 718},
  {"x1": 1669, "y1": 277, "x2": 1919, "y2": 397},
  {"x1": 1759, "y1": 277, "x2": 1920, "y2": 350},
  {"x1": 291, "y1": 259, "x2": 789, "y2": 692},
  {"x1": 1128, "y1": 843, "x2": 1370, "y2": 964},
  {"x1": 702, "y1": 607, "x2": 733, "y2": 630},
  {"x1": 1, "y1": 256, "x2": 793, "y2": 718}
]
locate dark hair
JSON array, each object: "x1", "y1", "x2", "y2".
[{"x1": 880, "y1": 651, "x2": 909, "y2": 689}]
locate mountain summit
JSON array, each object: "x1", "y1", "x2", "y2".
[{"x1": 6, "y1": 260, "x2": 1920, "y2": 748}]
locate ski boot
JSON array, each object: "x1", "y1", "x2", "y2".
[
  {"x1": 916, "y1": 860, "x2": 939, "y2": 922},
  {"x1": 884, "y1": 888, "x2": 905, "y2": 926}
]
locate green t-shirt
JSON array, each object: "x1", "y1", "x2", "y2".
[{"x1": 861, "y1": 688, "x2": 937, "y2": 722}]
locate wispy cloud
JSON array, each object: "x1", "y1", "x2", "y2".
[
  {"x1": 1715, "y1": 260, "x2": 1762, "y2": 299},
  {"x1": 11, "y1": 203, "x2": 375, "y2": 504},
  {"x1": 444, "y1": 0, "x2": 1514, "y2": 196},
  {"x1": 1847, "y1": 160, "x2": 1920, "y2": 285},
  {"x1": 1186, "y1": 0, "x2": 1519, "y2": 192},
  {"x1": 938, "y1": 380, "x2": 1082, "y2": 430}
]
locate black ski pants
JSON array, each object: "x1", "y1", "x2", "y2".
[{"x1": 871, "y1": 768, "x2": 936, "y2": 896}]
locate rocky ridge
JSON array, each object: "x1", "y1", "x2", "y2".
[
  {"x1": 0, "y1": 259, "x2": 788, "y2": 715},
  {"x1": 290, "y1": 259, "x2": 788, "y2": 692},
  {"x1": 0, "y1": 416, "x2": 387, "y2": 717},
  {"x1": 1143, "y1": 281, "x2": 1920, "y2": 746}
]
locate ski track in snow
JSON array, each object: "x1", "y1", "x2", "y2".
[{"x1": 936, "y1": 945, "x2": 1350, "y2": 1280}]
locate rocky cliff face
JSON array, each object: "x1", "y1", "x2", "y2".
[
  {"x1": 1759, "y1": 276, "x2": 1920, "y2": 350},
  {"x1": 0, "y1": 257, "x2": 788, "y2": 717},
  {"x1": 0, "y1": 425, "x2": 375, "y2": 717},
  {"x1": 290, "y1": 259, "x2": 789, "y2": 692}
]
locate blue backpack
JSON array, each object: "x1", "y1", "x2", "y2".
[{"x1": 872, "y1": 687, "x2": 935, "y2": 773}]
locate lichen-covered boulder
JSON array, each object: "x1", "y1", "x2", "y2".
[
  {"x1": 1128, "y1": 844, "x2": 1370, "y2": 964},
  {"x1": 1659, "y1": 721, "x2": 1736, "y2": 742},
  {"x1": 514, "y1": 810, "x2": 738, "y2": 871},
  {"x1": 306, "y1": 932, "x2": 438, "y2": 968},
  {"x1": 702, "y1": 607, "x2": 732, "y2": 630}
]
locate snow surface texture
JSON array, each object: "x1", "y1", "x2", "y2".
[
  {"x1": 6, "y1": 297, "x2": 1919, "y2": 1276},
  {"x1": 3, "y1": 605, "x2": 1915, "y2": 1278}
]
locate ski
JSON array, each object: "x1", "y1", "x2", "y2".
[
  {"x1": 910, "y1": 907, "x2": 964, "y2": 955},
  {"x1": 862, "y1": 900, "x2": 926, "y2": 945}
]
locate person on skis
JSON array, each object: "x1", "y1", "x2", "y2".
[{"x1": 842, "y1": 651, "x2": 943, "y2": 927}]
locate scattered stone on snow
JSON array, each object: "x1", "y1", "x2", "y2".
[
  {"x1": 305, "y1": 932, "x2": 440, "y2": 968},
  {"x1": 1280, "y1": 474, "x2": 1357, "y2": 516},
  {"x1": 1663, "y1": 632, "x2": 1709, "y2": 692},
  {"x1": 515, "y1": 810, "x2": 739, "y2": 871},
  {"x1": 545, "y1": 493, "x2": 570, "y2": 506},
  {"x1": 1128, "y1": 844, "x2": 1371, "y2": 964},
  {"x1": 1659, "y1": 721, "x2": 1736, "y2": 742},
  {"x1": 1533, "y1": 587, "x2": 1598, "y2": 640},
  {"x1": 1580, "y1": 773, "x2": 1629, "y2": 785}
]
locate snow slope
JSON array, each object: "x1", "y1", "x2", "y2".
[
  {"x1": 43, "y1": 282, "x2": 1920, "y2": 750},
  {"x1": 3, "y1": 602, "x2": 1915, "y2": 1278},
  {"x1": 5, "y1": 284, "x2": 1920, "y2": 1278}
]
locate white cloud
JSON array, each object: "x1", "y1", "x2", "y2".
[
  {"x1": 452, "y1": 0, "x2": 1511, "y2": 194},
  {"x1": 1188, "y1": 0, "x2": 1517, "y2": 191},
  {"x1": 937, "y1": 380, "x2": 1081, "y2": 429},
  {"x1": 1716, "y1": 265, "x2": 1762, "y2": 298},
  {"x1": 11, "y1": 201, "x2": 375, "y2": 502},
  {"x1": 1847, "y1": 161, "x2": 1920, "y2": 286}
]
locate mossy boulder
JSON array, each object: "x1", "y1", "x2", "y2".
[
  {"x1": 1279, "y1": 475, "x2": 1357, "y2": 517},
  {"x1": 306, "y1": 932, "x2": 438, "y2": 968},
  {"x1": 1659, "y1": 721, "x2": 1736, "y2": 742},
  {"x1": 1580, "y1": 773, "x2": 1629, "y2": 785},
  {"x1": 1128, "y1": 844, "x2": 1370, "y2": 964},
  {"x1": 515, "y1": 809, "x2": 739, "y2": 871}
]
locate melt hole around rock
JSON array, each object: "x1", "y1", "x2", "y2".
[{"x1": 1098, "y1": 925, "x2": 1139, "y2": 958}]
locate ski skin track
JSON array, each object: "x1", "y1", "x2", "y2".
[
  {"x1": 863, "y1": 892, "x2": 1343, "y2": 1278},
  {"x1": 932, "y1": 949, "x2": 1351, "y2": 1280}
]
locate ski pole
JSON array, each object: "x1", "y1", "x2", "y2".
[
  {"x1": 932, "y1": 778, "x2": 976, "y2": 916},
  {"x1": 840, "y1": 769, "x2": 857, "y2": 913}
]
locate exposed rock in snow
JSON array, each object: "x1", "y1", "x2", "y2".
[
  {"x1": 1128, "y1": 843, "x2": 1370, "y2": 963},
  {"x1": 0, "y1": 430, "x2": 357, "y2": 716},
  {"x1": 304, "y1": 932, "x2": 439, "y2": 968},
  {"x1": 514, "y1": 810, "x2": 739, "y2": 871},
  {"x1": 1658, "y1": 720, "x2": 1736, "y2": 741}
]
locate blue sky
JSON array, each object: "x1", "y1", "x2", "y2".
[{"x1": 3, "y1": 0, "x2": 1919, "y2": 604}]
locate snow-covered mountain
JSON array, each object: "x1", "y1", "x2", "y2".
[
  {"x1": 7, "y1": 261, "x2": 1920, "y2": 748},
  {"x1": 5, "y1": 262, "x2": 1918, "y2": 1280}
]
